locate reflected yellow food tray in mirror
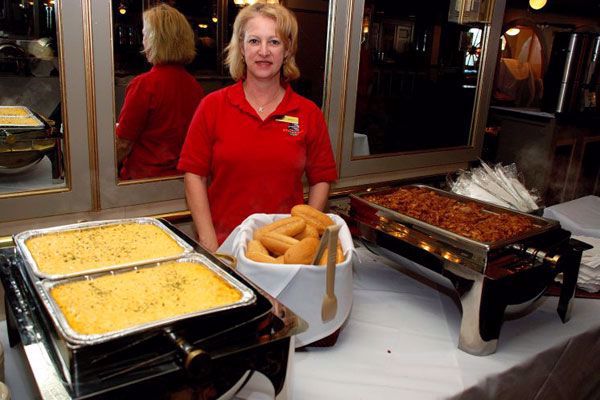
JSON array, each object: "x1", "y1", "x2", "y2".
[
  {"x1": 0, "y1": 116, "x2": 44, "y2": 127},
  {"x1": 0, "y1": 106, "x2": 31, "y2": 117},
  {"x1": 25, "y1": 223, "x2": 186, "y2": 275}
]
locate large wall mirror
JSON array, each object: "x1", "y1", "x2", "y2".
[
  {"x1": 329, "y1": 0, "x2": 504, "y2": 182},
  {"x1": 0, "y1": 0, "x2": 91, "y2": 223},
  {"x1": 112, "y1": 0, "x2": 232, "y2": 184},
  {"x1": 350, "y1": 0, "x2": 486, "y2": 158},
  {"x1": 0, "y1": 0, "x2": 66, "y2": 195},
  {"x1": 93, "y1": 0, "x2": 331, "y2": 208}
]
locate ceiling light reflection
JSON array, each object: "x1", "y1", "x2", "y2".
[
  {"x1": 529, "y1": 0, "x2": 547, "y2": 10},
  {"x1": 505, "y1": 28, "x2": 521, "y2": 36}
]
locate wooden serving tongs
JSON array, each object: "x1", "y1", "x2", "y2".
[{"x1": 312, "y1": 224, "x2": 340, "y2": 322}]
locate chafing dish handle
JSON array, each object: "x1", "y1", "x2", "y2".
[
  {"x1": 556, "y1": 239, "x2": 592, "y2": 322},
  {"x1": 164, "y1": 328, "x2": 212, "y2": 377}
]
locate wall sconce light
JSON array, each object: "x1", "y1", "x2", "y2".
[
  {"x1": 529, "y1": 0, "x2": 547, "y2": 10},
  {"x1": 362, "y1": 16, "x2": 370, "y2": 34},
  {"x1": 505, "y1": 27, "x2": 521, "y2": 36},
  {"x1": 211, "y1": 16, "x2": 218, "y2": 23},
  {"x1": 198, "y1": 23, "x2": 208, "y2": 29},
  {"x1": 118, "y1": 2, "x2": 127, "y2": 15}
]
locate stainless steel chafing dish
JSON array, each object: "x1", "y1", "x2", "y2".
[
  {"x1": 351, "y1": 185, "x2": 559, "y2": 273},
  {"x1": 0, "y1": 105, "x2": 63, "y2": 177},
  {"x1": 14, "y1": 217, "x2": 195, "y2": 281},
  {"x1": 1, "y1": 220, "x2": 307, "y2": 399},
  {"x1": 339, "y1": 184, "x2": 590, "y2": 356}
]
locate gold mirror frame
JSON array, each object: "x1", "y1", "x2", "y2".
[
  {"x1": 0, "y1": 0, "x2": 93, "y2": 223},
  {"x1": 88, "y1": 0, "x2": 187, "y2": 210},
  {"x1": 0, "y1": 0, "x2": 71, "y2": 200},
  {"x1": 328, "y1": 0, "x2": 507, "y2": 187}
]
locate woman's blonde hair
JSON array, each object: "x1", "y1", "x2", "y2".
[
  {"x1": 225, "y1": 2, "x2": 300, "y2": 81},
  {"x1": 142, "y1": 4, "x2": 196, "y2": 65}
]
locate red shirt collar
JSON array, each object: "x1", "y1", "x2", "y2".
[
  {"x1": 227, "y1": 80, "x2": 300, "y2": 119},
  {"x1": 151, "y1": 64, "x2": 185, "y2": 72}
]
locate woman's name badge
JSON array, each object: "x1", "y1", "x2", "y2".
[
  {"x1": 276, "y1": 115, "x2": 298, "y2": 124},
  {"x1": 276, "y1": 115, "x2": 301, "y2": 136}
]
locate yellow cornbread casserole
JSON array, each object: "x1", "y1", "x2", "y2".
[
  {"x1": 0, "y1": 115, "x2": 41, "y2": 126},
  {"x1": 0, "y1": 106, "x2": 30, "y2": 116},
  {"x1": 25, "y1": 222, "x2": 186, "y2": 276},
  {"x1": 50, "y1": 261, "x2": 243, "y2": 335}
]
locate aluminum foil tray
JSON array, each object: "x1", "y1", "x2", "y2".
[
  {"x1": 14, "y1": 217, "x2": 194, "y2": 280},
  {"x1": 35, "y1": 253, "x2": 257, "y2": 346}
]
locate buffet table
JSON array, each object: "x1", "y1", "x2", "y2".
[
  {"x1": 293, "y1": 246, "x2": 600, "y2": 399},
  {"x1": 2, "y1": 246, "x2": 599, "y2": 399},
  {"x1": 543, "y1": 196, "x2": 600, "y2": 238}
]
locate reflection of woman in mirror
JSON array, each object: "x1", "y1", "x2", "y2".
[
  {"x1": 178, "y1": 3, "x2": 337, "y2": 252},
  {"x1": 116, "y1": 4, "x2": 204, "y2": 180}
]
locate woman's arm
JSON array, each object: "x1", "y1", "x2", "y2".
[
  {"x1": 184, "y1": 172, "x2": 219, "y2": 252},
  {"x1": 307, "y1": 181, "x2": 331, "y2": 211},
  {"x1": 116, "y1": 136, "x2": 134, "y2": 163}
]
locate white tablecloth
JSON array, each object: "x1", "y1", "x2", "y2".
[
  {"x1": 293, "y1": 247, "x2": 600, "y2": 400},
  {"x1": 543, "y1": 196, "x2": 600, "y2": 238},
  {"x1": 2, "y1": 246, "x2": 600, "y2": 399}
]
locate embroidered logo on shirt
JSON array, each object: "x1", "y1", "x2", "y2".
[
  {"x1": 276, "y1": 115, "x2": 301, "y2": 137},
  {"x1": 287, "y1": 122, "x2": 300, "y2": 136}
]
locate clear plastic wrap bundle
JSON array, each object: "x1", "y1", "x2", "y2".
[{"x1": 449, "y1": 160, "x2": 540, "y2": 212}]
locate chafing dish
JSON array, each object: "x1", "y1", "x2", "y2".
[
  {"x1": 339, "y1": 184, "x2": 591, "y2": 356},
  {"x1": 14, "y1": 217, "x2": 194, "y2": 280},
  {"x1": 0, "y1": 105, "x2": 63, "y2": 178},
  {"x1": 1, "y1": 220, "x2": 306, "y2": 399}
]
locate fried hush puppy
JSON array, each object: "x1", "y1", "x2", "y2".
[{"x1": 245, "y1": 205, "x2": 345, "y2": 266}]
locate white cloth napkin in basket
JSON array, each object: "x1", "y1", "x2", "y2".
[{"x1": 219, "y1": 213, "x2": 355, "y2": 347}]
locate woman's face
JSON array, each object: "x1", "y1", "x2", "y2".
[{"x1": 241, "y1": 15, "x2": 288, "y2": 82}]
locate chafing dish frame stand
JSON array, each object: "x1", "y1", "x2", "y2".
[{"x1": 344, "y1": 205, "x2": 589, "y2": 356}]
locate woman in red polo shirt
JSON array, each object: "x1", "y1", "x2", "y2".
[
  {"x1": 116, "y1": 4, "x2": 204, "y2": 180},
  {"x1": 178, "y1": 3, "x2": 337, "y2": 251}
]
